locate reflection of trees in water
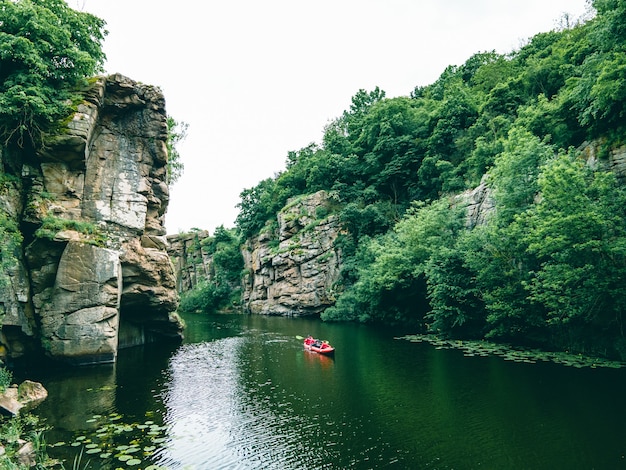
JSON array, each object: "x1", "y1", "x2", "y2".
[{"x1": 35, "y1": 365, "x2": 116, "y2": 433}]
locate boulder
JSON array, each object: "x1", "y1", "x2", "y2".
[{"x1": 0, "y1": 380, "x2": 48, "y2": 416}]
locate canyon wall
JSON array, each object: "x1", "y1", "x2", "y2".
[
  {"x1": 0, "y1": 74, "x2": 183, "y2": 365},
  {"x1": 241, "y1": 191, "x2": 342, "y2": 316}
]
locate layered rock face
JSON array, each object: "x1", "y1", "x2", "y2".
[
  {"x1": 242, "y1": 191, "x2": 342, "y2": 316},
  {"x1": 455, "y1": 175, "x2": 495, "y2": 229},
  {"x1": 0, "y1": 74, "x2": 182, "y2": 365},
  {"x1": 167, "y1": 230, "x2": 212, "y2": 293}
]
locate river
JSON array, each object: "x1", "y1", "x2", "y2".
[{"x1": 26, "y1": 312, "x2": 626, "y2": 469}]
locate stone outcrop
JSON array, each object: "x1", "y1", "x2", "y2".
[
  {"x1": 0, "y1": 380, "x2": 48, "y2": 416},
  {"x1": 0, "y1": 74, "x2": 183, "y2": 365},
  {"x1": 455, "y1": 175, "x2": 495, "y2": 229},
  {"x1": 242, "y1": 190, "x2": 342, "y2": 316},
  {"x1": 167, "y1": 230, "x2": 212, "y2": 293},
  {"x1": 455, "y1": 141, "x2": 626, "y2": 230},
  {"x1": 579, "y1": 141, "x2": 626, "y2": 182}
]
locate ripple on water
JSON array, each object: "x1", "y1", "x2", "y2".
[
  {"x1": 153, "y1": 338, "x2": 245, "y2": 469},
  {"x1": 151, "y1": 335, "x2": 347, "y2": 469}
]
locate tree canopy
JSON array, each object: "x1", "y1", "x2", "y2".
[
  {"x1": 210, "y1": 1, "x2": 626, "y2": 358},
  {"x1": 0, "y1": 0, "x2": 107, "y2": 148}
]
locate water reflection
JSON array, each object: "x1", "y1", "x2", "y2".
[
  {"x1": 29, "y1": 312, "x2": 626, "y2": 469},
  {"x1": 36, "y1": 365, "x2": 117, "y2": 433},
  {"x1": 156, "y1": 339, "x2": 244, "y2": 468}
]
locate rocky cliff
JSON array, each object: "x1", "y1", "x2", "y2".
[
  {"x1": 455, "y1": 141, "x2": 626, "y2": 230},
  {"x1": 167, "y1": 230, "x2": 212, "y2": 294},
  {"x1": 0, "y1": 74, "x2": 183, "y2": 366},
  {"x1": 241, "y1": 191, "x2": 342, "y2": 316}
]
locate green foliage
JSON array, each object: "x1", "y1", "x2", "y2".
[
  {"x1": 324, "y1": 199, "x2": 462, "y2": 327},
  {"x1": 0, "y1": 413, "x2": 53, "y2": 469},
  {"x1": 424, "y1": 235, "x2": 486, "y2": 338},
  {"x1": 235, "y1": 178, "x2": 280, "y2": 239},
  {"x1": 0, "y1": 366, "x2": 12, "y2": 392},
  {"x1": 180, "y1": 226, "x2": 242, "y2": 313},
  {"x1": 522, "y1": 153, "x2": 626, "y2": 330},
  {"x1": 0, "y1": 0, "x2": 107, "y2": 149},
  {"x1": 179, "y1": 279, "x2": 232, "y2": 313},
  {"x1": 234, "y1": 3, "x2": 626, "y2": 358},
  {"x1": 488, "y1": 127, "x2": 555, "y2": 223},
  {"x1": 0, "y1": 208, "x2": 23, "y2": 289},
  {"x1": 34, "y1": 216, "x2": 106, "y2": 246},
  {"x1": 166, "y1": 116, "x2": 187, "y2": 185}
]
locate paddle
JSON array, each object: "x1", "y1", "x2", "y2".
[{"x1": 295, "y1": 335, "x2": 304, "y2": 340}]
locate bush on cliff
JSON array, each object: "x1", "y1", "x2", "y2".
[{"x1": 179, "y1": 226, "x2": 243, "y2": 313}]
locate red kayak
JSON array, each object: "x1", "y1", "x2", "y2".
[{"x1": 303, "y1": 336, "x2": 335, "y2": 355}]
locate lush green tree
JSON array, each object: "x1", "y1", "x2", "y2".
[
  {"x1": 488, "y1": 127, "x2": 554, "y2": 223},
  {"x1": 179, "y1": 279, "x2": 232, "y2": 313},
  {"x1": 580, "y1": 52, "x2": 626, "y2": 134},
  {"x1": 166, "y1": 116, "x2": 187, "y2": 185},
  {"x1": 590, "y1": 0, "x2": 626, "y2": 52},
  {"x1": 206, "y1": 225, "x2": 243, "y2": 285},
  {"x1": 458, "y1": 129, "x2": 554, "y2": 341},
  {"x1": 462, "y1": 221, "x2": 544, "y2": 342},
  {"x1": 520, "y1": 152, "x2": 626, "y2": 350},
  {"x1": 326, "y1": 199, "x2": 461, "y2": 327},
  {"x1": 338, "y1": 201, "x2": 394, "y2": 240},
  {"x1": 323, "y1": 87, "x2": 386, "y2": 157},
  {"x1": 0, "y1": 0, "x2": 106, "y2": 148},
  {"x1": 179, "y1": 226, "x2": 243, "y2": 313},
  {"x1": 235, "y1": 177, "x2": 280, "y2": 239},
  {"x1": 424, "y1": 233, "x2": 486, "y2": 338},
  {"x1": 558, "y1": 0, "x2": 626, "y2": 141},
  {"x1": 464, "y1": 51, "x2": 516, "y2": 93},
  {"x1": 357, "y1": 97, "x2": 429, "y2": 204}
]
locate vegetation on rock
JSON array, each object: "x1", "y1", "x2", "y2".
[
  {"x1": 34, "y1": 215, "x2": 106, "y2": 246},
  {"x1": 0, "y1": 0, "x2": 107, "y2": 149},
  {"x1": 178, "y1": 226, "x2": 243, "y2": 313},
  {"x1": 229, "y1": 1, "x2": 626, "y2": 359},
  {"x1": 165, "y1": 116, "x2": 187, "y2": 186}
]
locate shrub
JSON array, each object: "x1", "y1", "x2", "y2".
[{"x1": 0, "y1": 367, "x2": 12, "y2": 392}]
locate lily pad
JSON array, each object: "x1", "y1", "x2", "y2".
[{"x1": 395, "y1": 334, "x2": 626, "y2": 369}]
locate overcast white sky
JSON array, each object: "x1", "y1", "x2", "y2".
[{"x1": 75, "y1": 0, "x2": 590, "y2": 235}]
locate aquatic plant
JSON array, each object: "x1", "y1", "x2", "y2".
[
  {"x1": 50, "y1": 412, "x2": 170, "y2": 469},
  {"x1": 396, "y1": 334, "x2": 626, "y2": 369},
  {"x1": 0, "y1": 413, "x2": 59, "y2": 469}
]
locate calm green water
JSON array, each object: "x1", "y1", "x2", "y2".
[{"x1": 27, "y1": 312, "x2": 626, "y2": 469}]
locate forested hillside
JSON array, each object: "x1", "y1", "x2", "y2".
[{"x1": 228, "y1": 0, "x2": 626, "y2": 359}]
